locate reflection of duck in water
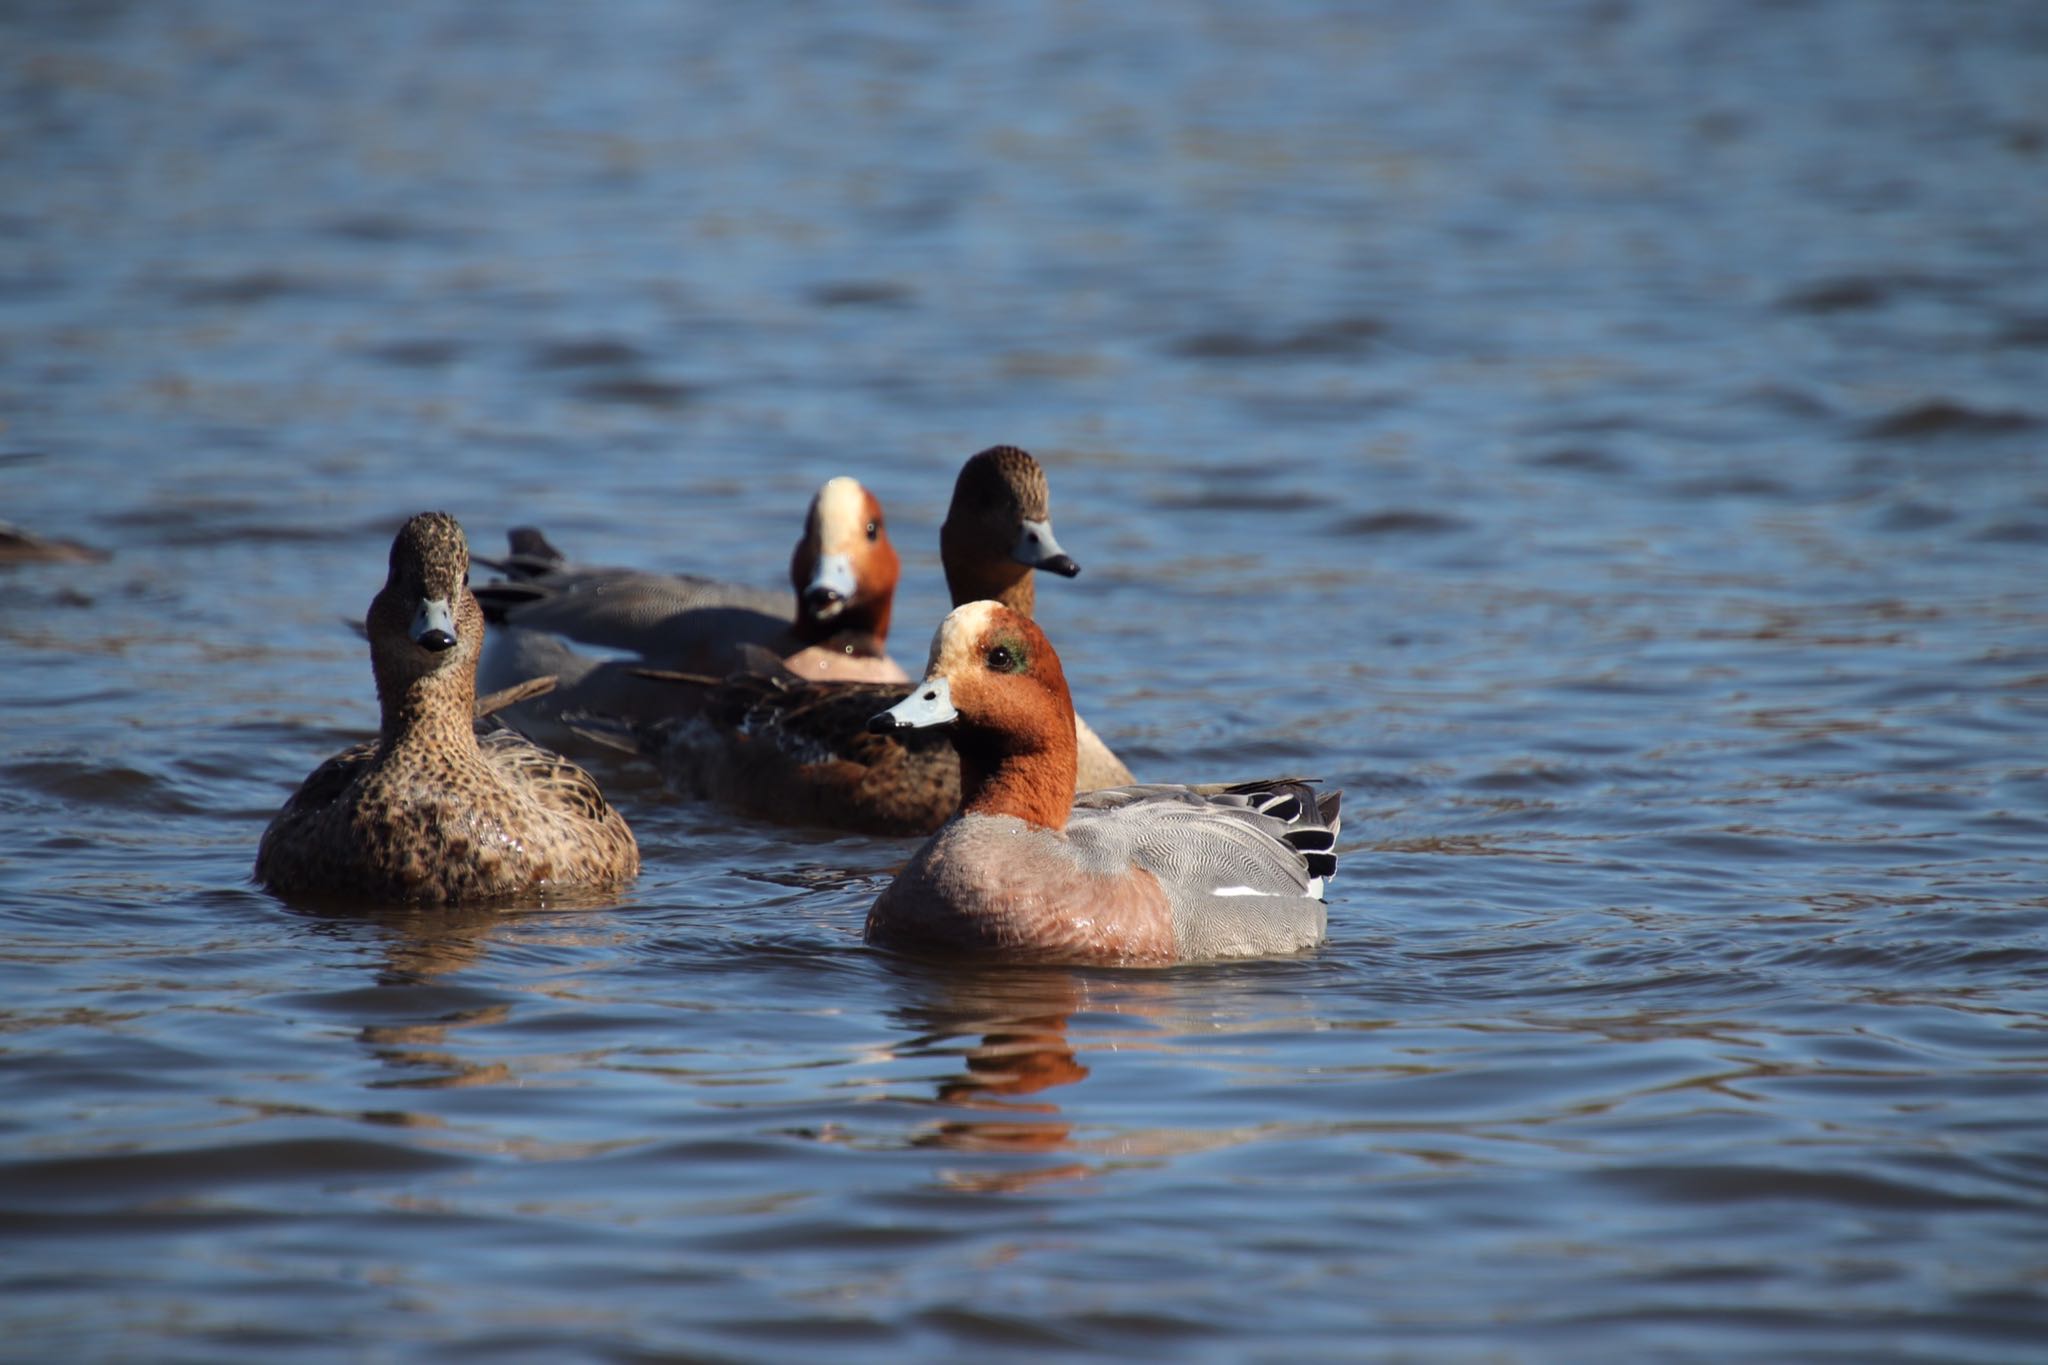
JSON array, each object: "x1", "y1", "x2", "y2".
[
  {"x1": 918, "y1": 970, "x2": 1094, "y2": 1102},
  {"x1": 288, "y1": 892, "x2": 632, "y2": 1096},
  {"x1": 891, "y1": 967, "x2": 1094, "y2": 1170},
  {"x1": 257, "y1": 512, "x2": 639, "y2": 906},
  {"x1": 886, "y1": 963, "x2": 1329, "y2": 1192},
  {"x1": 350, "y1": 904, "x2": 515, "y2": 1093}
]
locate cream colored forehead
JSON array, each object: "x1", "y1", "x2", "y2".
[
  {"x1": 812, "y1": 477, "x2": 871, "y2": 546},
  {"x1": 925, "y1": 600, "x2": 1005, "y2": 674}
]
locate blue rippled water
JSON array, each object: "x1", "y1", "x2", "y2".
[{"x1": 3, "y1": 1, "x2": 2046, "y2": 1360}]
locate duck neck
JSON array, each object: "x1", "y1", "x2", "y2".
[
  {"x1": 956, "y1": 728, "x2": 1075, "y2": 831},
  {"x1": 793, "y1": 593, "x2": 893, "y2": 650},
  {"x1": 943, "y1": 549, "x2": 1035, "y2": 616},
  {"x1": 376, "y1": 662, "x2": 478, "y2": 755}
]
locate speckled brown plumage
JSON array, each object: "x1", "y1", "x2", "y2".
[
  {"x1": 256, "y1": 512, "x2": 639, "y2": 905},
  {"x1": 636, "y1": 670, "x2": 961, "y2": 836}
]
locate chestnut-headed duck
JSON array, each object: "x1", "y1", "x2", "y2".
[
  {"x1": 472, "y1": 476, "x2": 907, "y2": 747},
  {"x1": 863, "y1": 601, "x2": 1340, "y2": 964},
  {"x1": 617, "y1": 446, "x2": 1134, "y2": 833},
  {"x1": 256, "y1": 513, "x2": 640, "y2": 906}
]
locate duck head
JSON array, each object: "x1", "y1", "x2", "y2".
[
  {"x1": 369, "y1": 511, "x2": 484, "y2": 733},
  {"x1": 789, "y1": 476, "x2": 899, "y2": 647},
  {"x1": 940, "y1": 446, "x2": 1081, "y2": 618},
  {"x1": 872, "y1": 600, "x2": 1078, "y2": 830}
]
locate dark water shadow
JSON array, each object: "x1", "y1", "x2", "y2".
[
  {"x1": 809, "y1": 280, "x2": 915, "y2": 308},
  {"x1": 1171, "y1": 315, "x2": 1387, "y2": 360},
  {"x1": 1860, "y1": 399, "x2": 2039, "y2": 441}
]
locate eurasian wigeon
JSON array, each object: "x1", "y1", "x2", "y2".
[
  {"x1": 618, "y1": 446, "x2": 1135, "y2": 834},
  {"x1": 863, "y1": 601, "x2": 1341, "y2": 964},
  {"x1": 472, "y1": 476, "x2": 908, "y2": 746},
  {"x1": 256, "y1": 512, "x2": 640, "y2": 905}
]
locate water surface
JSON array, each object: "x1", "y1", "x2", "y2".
[{"x1": 3, "y1": 1, "x2": 2047, "y2": 1360}]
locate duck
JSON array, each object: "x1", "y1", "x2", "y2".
[
  {"x1": 863, "y1": 600, "x2": 1340, "y2": 964},
  {"x1": 613, "y1": 446, "x2": 1135, "y2": 834},
  {"x1": 471, "y1": 476, "x2": 907, "y2": 747},
  {"x1": 256, "y1": 512, "x2": 640, "y2": 905}
]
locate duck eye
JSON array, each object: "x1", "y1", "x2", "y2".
[
  {"x1": 986, "y1": 645, "x2": 1015, "y2": 672},
  {"x1": 865, "y1": 520, "x2": 879, "y2": 541}
]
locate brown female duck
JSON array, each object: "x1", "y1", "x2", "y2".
[{"x1": 256, "y1": 512, "x2": 639, "y2": 905}]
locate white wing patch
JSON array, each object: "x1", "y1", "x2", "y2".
[{"x1": 1214, "y1": 880, "x2": 1324, "y2": 900}]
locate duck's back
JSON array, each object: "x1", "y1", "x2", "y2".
[
  {"x1": 1065, "y1": 780, "x2": 1337, "y2": 959},
  {"x1": 473, "y1": 554, "x2": 802, "y2": 746},
  {"x1": 478, "y1": 565, "x2": 793, "y2": 669}
]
